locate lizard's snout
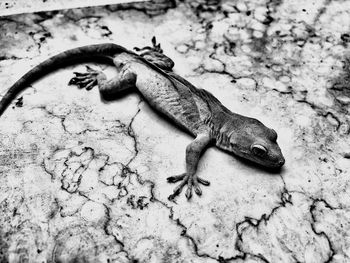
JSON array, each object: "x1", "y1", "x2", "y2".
[
  {"x1": 279, "y1": 158, "x2": 285, "y2": 166},
  {"x1": 276, "y1": 157, "x2": 285, "y2": 168}
]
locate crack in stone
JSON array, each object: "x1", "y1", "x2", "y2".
[
  {"x1": 61, "y1": 14, "x2": 115, "y2": 40},
  {"x1": 312, "y1": 0, "x2": 332, "y2": 25},
  {"x1": 0, "y1": 17, "x2": 44, "y2": 59},
  {"x1": 42, "y1": 146, "x2": 137, "y2": 261},
  {"x1": 232, "y1": 189, "x2": 338, "y2": 262},
  {"x1": 231, "y1": 186, "x2": 293, "y2": 262},
  {"x1": 125, "y1": 99, "x2": 142, "y2": 167},
  {"x1": 236, "y1": 186, "x2": 292, "y2": 232},
  {"x1": 32, "y1": 105, "x2": 72, "y2": 134},
  {"x1": 60, "y1": 147, "x2": 95, "y2": 193},
  {"x1": 26, "y1": 15, "x2": 55, "y2": 54},
  {"x1": 101, "y1": 203, "x2": 136, "y2": 262},
  {"x1": 292, "y1": 95, "x2": 344, "y2": 132},
  {"x1": 0, "y1": 55, "x2": 21, "y2": 61},
  {"x1": 39, "y1": 98, "x2": 145, "y2": 260},
  {"x1": 309, "y1": 198, "x2": 337, "y2": 263}
]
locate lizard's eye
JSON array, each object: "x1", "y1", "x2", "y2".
[{"x1": 251, "y1": 144, "x2": 267, "y2": 157}]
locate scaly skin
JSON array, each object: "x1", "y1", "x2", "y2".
[{"x1": 0, "y1": 39, "x2": 285, "y2": 201}]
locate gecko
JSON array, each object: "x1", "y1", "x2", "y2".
[{"x1": 0, "y1": 38, "x2": 285, "y2": 200}]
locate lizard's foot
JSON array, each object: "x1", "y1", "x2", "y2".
[
  {"x1": 167, "y1": 173, "x2": 210, "y2": 201},
  {"x1": 68, "y1": 66, "x2": 100, "y2": 90},
  {"x1": 134, "y1": 36, "x2": 163, "y2": 53},
  {"x1": 134, "y1": 37, "x2": 174, "y2": 71}
]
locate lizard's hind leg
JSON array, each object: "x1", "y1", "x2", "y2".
[
  {"x1": 134, "y1": 36, "x2": 175, "y2": 71},
  {"x1": 68, "y1": 65, "x2": 137, "y2": 97}
]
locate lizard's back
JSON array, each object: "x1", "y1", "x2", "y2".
[{"x1": 129, "y1": 59, "x2": 217, "y2": 135}]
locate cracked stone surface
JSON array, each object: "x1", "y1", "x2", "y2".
[{"x1": 0, "y1": 0, "x2": 349, "y2": 262}]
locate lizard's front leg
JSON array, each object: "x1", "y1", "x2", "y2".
[{"x1": 167, "y1": 132, "x2": 212, "y2": 201}]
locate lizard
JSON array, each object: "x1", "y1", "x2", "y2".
[{"x1": 0, "y1": 37, "x2": 285, "y2": 200}]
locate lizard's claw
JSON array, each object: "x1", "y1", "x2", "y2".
[
  {"x1": 68, "y1": 66, "x2": 100, "y2": 90},
  {"x1": 167, "y1": 173, "x2": 210, "y2": 201}
]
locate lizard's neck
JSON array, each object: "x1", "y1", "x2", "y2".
[
  {"x1": 213, "y1": 129, "x2": 231, "y2": 150},
  {"x1": 206, "y1": 113, "x2": 234, "y2": 150}
]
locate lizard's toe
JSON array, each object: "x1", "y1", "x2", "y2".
[
  {"x1": 168, "y1": 181, "x2": 186, "y2": 201},
  {"x1": 68, "y1": 75, "x2": 88, "y2": 85},
  {"x1": 77, "y1": 79, "x2": 95, "y2": 89},
  {"x1": 185, "y1": 184, "x2": 193, "y2": 200},
  {"x1": 85, "y1": 80, "x2": 97, "y2": 90},
  {"x1": 167, "y1": 173, "x2": 186, "y2": 183},
  {"x1": 167, "y1": 174, "x2": 209, "y2": 201},
  {"x1": 197, "y1": 177, "x2": 210, "y2": 186},
  {"x1": 86, "y1": 65, "x2": 98, "y2": 72},
  {"x1": 193, "y1": 176, "x2": 210, "y2": 196},
  {"x1": 194, "y1": 182, "x2": 202, "y2": 196},
  {"x1": 68, "y1": 68, "x2": 99, "y2": 90},
  {"x1": 168, "y1": 174, "x2": 188, "y2": 201},
  {"x1": 68, "y1": 77, "x2": 77, "y2": 85},
  {"x1": 72, "y1": 72, "x2": 90, "y2": 76}
]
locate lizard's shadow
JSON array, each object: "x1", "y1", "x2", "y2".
[
  {"x1": 235, "y1": 155, "x2": 284, "y2": 174},
  {"x1": 100, "y1": 88, "x2": 135, "y2": 102}
]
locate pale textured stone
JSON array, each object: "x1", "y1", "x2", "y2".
[
  {"x1": 81, "y1": 201, "x2": 107, "y2": 223},
  {"x1": 0, "y1": 0, "x2": 349, "y2": 262},
  {"x1": 0, "y1": 0, "x2": 137, "y2": 16}
]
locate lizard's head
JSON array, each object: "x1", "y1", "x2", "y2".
[{"x1": 217, "y1": 117, "x2": 285, "y2": 169}]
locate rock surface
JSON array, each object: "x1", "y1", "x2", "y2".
[
  {"x1": 0, "y1": 0, "x2": 349, "y2": 262},
  {"x1": 0, "y1": 0, "x2": 137, "y2": 16}
]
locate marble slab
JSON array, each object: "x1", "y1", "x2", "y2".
[
  {"x1": 0, "y1": 0, "x2": 146, "y2": 16},
  {"x1": 0, "y1": 0, "x2": 349, "y2": 262}
]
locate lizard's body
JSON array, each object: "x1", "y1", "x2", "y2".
[
  {"x1": 128, "y1": 58, "x2": 202, "y2": 134},
  {"x1": 0, "y1": 40, "x2": 285, "y2": 200}
]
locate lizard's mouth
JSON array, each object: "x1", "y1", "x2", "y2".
[
  {"x1": 234, "y1": 151, "x2": 285, "y2": 170},
  {"x1": 253, "y1": 155, "x2": 285, "y2": 169}
]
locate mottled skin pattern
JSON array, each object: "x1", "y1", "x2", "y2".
[{"x1": 0, "y1": 38, "x2": 285, "y2": 200}]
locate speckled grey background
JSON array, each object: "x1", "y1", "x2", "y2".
[{"x1": 0, "y1": 0, "x2": 349, "y2": 262}]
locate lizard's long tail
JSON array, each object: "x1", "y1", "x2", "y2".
[{"x1": 0, "y1": 43, "x2": 127, "y2": 117}]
